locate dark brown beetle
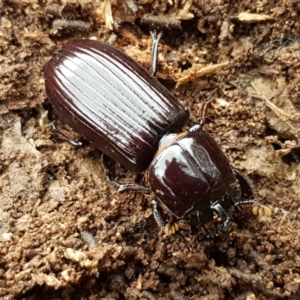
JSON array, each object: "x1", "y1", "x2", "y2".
[{"x1": 44, "y1": 39, "x2": 266, "y2": 238}]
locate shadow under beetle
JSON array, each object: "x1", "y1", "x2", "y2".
[{"x1": 44, "y1": 38, "x2": 269, "y2": 239}]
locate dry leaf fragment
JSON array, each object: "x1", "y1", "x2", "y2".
[
  {"x1": 235, "y1": 12, "x2": 273, "y2": 23},
  {"x1": 104, "y1": 0, "x2": 114, "y2": 30},
  {"x1": 176, "y1": 61, "x2": 229, "y2": 87}
]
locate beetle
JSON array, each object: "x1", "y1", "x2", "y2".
[{"x1": 44, "y1": 39, "x2": 266, "y2": 238}]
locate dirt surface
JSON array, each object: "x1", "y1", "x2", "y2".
[{"x1": 1, "y1": 1, "x2": 300, "y2": 299}]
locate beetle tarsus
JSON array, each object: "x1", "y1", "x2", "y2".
[
  {"x1": 177, "y1": 231, "x2": 193, "y2": 252},
  {"x1": 107, "y1": 175, "x2": 149, "y2": 192},
  {"x1": 51, "y1": 122, "x2": 83, "y2": 147},
  {"x1": 218, "y1": 218, "x2": 232, "y2": 232},
  {"x1": 201, "y1": 226, "x2": 217, "y2": 238}
]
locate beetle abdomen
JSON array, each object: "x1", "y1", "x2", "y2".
[{"x1": 44, "y1": 40, "x2": 188, "y2": 172}]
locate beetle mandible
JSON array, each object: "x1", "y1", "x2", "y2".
[{"x1": 44, "y1": 39, "x2": 267, "y2": 238}]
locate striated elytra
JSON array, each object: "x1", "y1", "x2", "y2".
[
  {"x1": 44, "y1": 39, "x2": 188, "y2": 173},
  {"x1": 44, "y1": 39, "x2": 260, "y2": 237}
]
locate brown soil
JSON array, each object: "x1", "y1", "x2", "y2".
[{"x1": 1, "y1": 1, "x2": 300, "y2": 299}]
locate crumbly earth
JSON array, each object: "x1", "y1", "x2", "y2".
[{"x1": 1, "y1": 1, "x2": 300, "y2": 299}]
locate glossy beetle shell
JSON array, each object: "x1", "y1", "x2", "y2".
[
  {"x1": 148, "y1": 131, "x2": 236, "y2": 219},
  {"x1": 44, "y1": 40, "x2": 188, "y2": 173}
]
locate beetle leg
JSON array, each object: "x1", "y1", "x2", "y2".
[
  {"x1": 190, "y1": 210, "x2": 221, "y2": 237},
  {"x1": 202, "y1": 228, "x2": 216, "y2": 238},
  {"x1": 150, "y1": 30, "x2": 162, "y2": 77},
  {"x1": 233, "y1": 168, "x2": 255, "y2": 201},
  {"x1": 51, "y1": 122, "x2": 83, "y2": 147},
  {"x1": 150, "y1": 200, "x2": 167, "y2": 228},
  {"x1": 210, "y1": 202, "x2": 232, "y2": 232},
  {"x1": 201, "y1": 224, "x2": 217, "y2": 238},
  {"x1": 106, "y1": 175, "x2": 149, "y2": 192}
]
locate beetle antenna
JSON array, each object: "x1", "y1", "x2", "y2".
[
  {"x1": 231, "y1": 168, "x2": 272, "y2": 217},
  {"x1": 234, "y1": 200, "x2": 273, "y2": 217},
  {"x1": 189, "y1": 88, "x2": 219, "y2": 132},
  {"x1": 199, "y1": 88, "x2": 218, "y2": 124}
]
